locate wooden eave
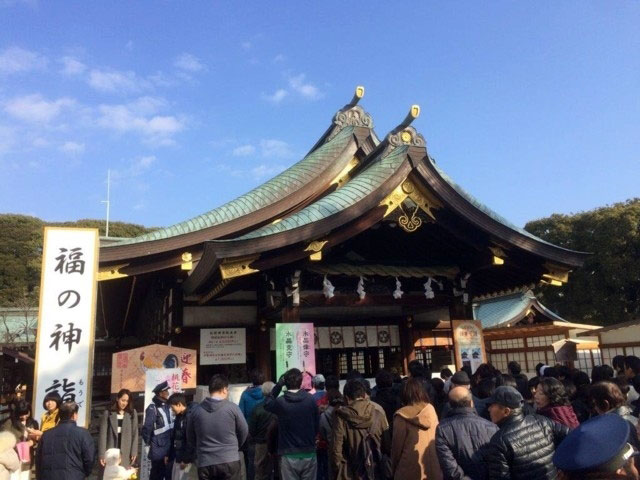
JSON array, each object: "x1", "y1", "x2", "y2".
[
  {"x1": 413, "y1": 161, "x2": 589, "y2": 269},
  {"x1": 483, "y1": 320, "x2": 601, "y2": 336},
  {"x1": 99, "y1": 127, "x2": 373, "y2": 266},
  {"x1": 576, "y1": 319, "x2": 640, "y2": 336}
]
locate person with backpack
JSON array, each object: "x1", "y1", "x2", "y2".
[
  {"x1": 330, "y1": 379, "x2": 389, "y2": 480},
  {"x1": 391, "y1": 378, "x2": 442, "y2": 480}
]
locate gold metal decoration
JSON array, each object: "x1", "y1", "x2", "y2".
[
  {"x1": 379, "y1": 178, "x2": 441, "y2": 221},
  {"x1": 492, "y1": 256, "x2": 505, "y2": 265},
  {"x1": 355, "y1": 85, "x2": 365, "y2": 99},
  {"x1": 401, "y1": 131, "x2": 412, "y2": 143},
  {"x1": 398, "y1": 203, "x2": 423, "y2": 233},
  {"x1": 309, "y1": 251, "x2": 322, "y2": 261},
  {"x1": 181, "y1": 252, "x2": 193, "y2": 271},
  {"x1": 542, "y1": 262, "x2": 570, "y2": 284},
  {"x1": 305, "y1": 240, "x2": 328, "y2": 253},
  {"x1": 330, "y1": 157, "x2": 359, "y2": 188},
  {"x1": 97, "y1": 264, "x2": 128, "y2": 281},
  {"x1": 219, "y1": 256, "x2": 259, "y2": 280}
]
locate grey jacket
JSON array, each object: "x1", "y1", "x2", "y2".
[
  {"x1": 98, "y1": 409, "x2": 139, "y2": 468},
  {"x1": 187, "y1": 397, "x2": 248, "y2": 468}
]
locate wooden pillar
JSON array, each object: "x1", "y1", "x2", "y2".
[
  {"x1": 399, "y1": 316, "x2": 415, "y2": 375},
  {"x1": 255, "y1": 325, "x2": 272, "y2": 381}
]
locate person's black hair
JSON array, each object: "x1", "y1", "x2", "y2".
[
  {"x1": 613, "y1": 355, "x2": 626, "y2": 373},
  {"x1": 473, "y1": 364, "x2": 497, "y2": 381},
  {"x1": 440, "y1": 368, "x2": 453, "y2": 379},
  {"x1": 556, "y1": 365, "x2": 572, "y2": 379},
  {"x1": 358, "y1": 378, "x2": 372, "y2": 396},
  {"x1": 528, "y1": 376, "x2": 540, "y2": 392},
  {"x1": 58, "y1": 401, "x2": 79, "y2": 422},
  {"x1": 325, "y1": 374, "x2": 340, "y2": 391},
  {"x1": 343, "y1": 379, "x2": 366, "y2": 400},
  {"x1": 284, "y1": 368, "x2": 303, "y2": 390},
  {"x1": 592, "y1": 365, "x2": 614, "y2": 383},
  {"x1": 375, "y1": 369, "x2": 393, "y2": 389},
  {"x1": 168, "y1": 393, "x2": 187, "y2": 406},
  {"x1": 535, "y1": 363, "x2": 545, "y2": 377},
  {"x1": 562, "y1": 379, "x2": 577, "y2": 401},
  {"x1": 249, "y1": 369, "x2": 265, "y2": 386},
  {"x1": 209, "y1": 374, "x2": 229, "y2": 393},
  {"x1": 10, "y1": 400, "x2": 34, "y2": 431},
  {"x1": 408, "y1": 360, "x2": 425, "y2": 379},
  {"x1": 496, "y1": 374, "x2": 517, "y2": 389},
  {"x1": 461, "y1": 365, "x2": 472, "y2": 378},
  {"x1": 543, "y1": 367, "x2": 558, "y2": 378},
  {"x1": 346, "y1": 370, "x2": 363, "y2": 381},
  {"x1": 613, "y1": 376, "x2": 630, "y2": 396},
  {"x1": 538, "y1": 377, "x2": 570, "y2": 406},
  {"x1": 508, "y1": 361, "x2": 522, "y2": 376},
  {"x1": 327, "y1": 389, "x2": 345, "y2": 407},
  {"x1": 42, "y1": 391, "x2": 61, "y2": 411},
  {"x1": 431, "y1": 377, "x2": 445, "y2": 393},
  {"x1": 632, "y1": 375, "x2": 640, "y2": 395},
  {"x1": 477, "y1": 377, "x2": 496, "y2": 399},
  {"x1": 110, "y1": 388, "x2": 133, "y2": 413},
  {"x1": 572, "y1": 370, "x2": 591, "y2": 389},
  {"x1": 624, "y1": 356, "x2": 640, "y2": 376}
]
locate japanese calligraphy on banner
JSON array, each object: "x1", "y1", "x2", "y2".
[
  {"x1": 33, "y1": 227, "x2": 99, "y2": 428},
  {"x1": 200, "y1": 328, "x2": 246, "y2": 365},
  {"x1": 275, "y1": 323, "x2": 316, "y2": 379},
  {"x1": 111, "y1": 344, "x2": 197, "y2": 393},
  {"x1": 452, "y1": 320, "x2": 487, "y2": 374},
  {"x1": 141, "y1": 368, "x2": 182, "y2": 480}
]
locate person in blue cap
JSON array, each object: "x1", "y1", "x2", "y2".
[
  {"x1": 553, "y1": 414, "x2": 639, "y2": 479},
  {"x1": 142, "y1": 380, "x2": 174, "y2": 480},
  {"x1": 485, "y1": 386, "x2": 570, "y2": 480}
]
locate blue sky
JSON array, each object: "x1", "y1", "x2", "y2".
[{"x1": 1, "y1": 1, "x2": 638, "y2": 228}]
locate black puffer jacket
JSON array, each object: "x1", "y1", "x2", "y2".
[{"x1": 485, "y1": 410, "x2": 569, "y2": 480}]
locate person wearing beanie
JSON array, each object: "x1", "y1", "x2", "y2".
[
  {"x1": 553, "y1": 414, "x2": 639, "y2": 479},
  {"x1": 103, "y1": 448, "x2": 137, "y2": 480},
  {"x1": 485, "y1": 386, "x2": 570, "y2": 480}
]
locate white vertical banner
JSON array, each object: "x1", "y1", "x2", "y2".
[
  {"x1": 33, "y1": 227, "x2": 99, "y2": 428},
  {"x1": 140, "y1": 368, "x2": 182, "y2": 480}
]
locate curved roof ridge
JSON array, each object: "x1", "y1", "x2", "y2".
[
  {"x1": 108, "y1": 126, "x2": 357, "y2": 246},
  {"x1": 215, "y1": 145, "x2": 410, "y2": 242},
  {"x1": 427, "y1": 156, "x2": 587, "y2": 255}
]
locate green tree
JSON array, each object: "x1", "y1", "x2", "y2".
[
  {"x1": 525, "y1": 199, "x2": 640, "y2": 326},
  {"x1": 0, "y1": 214, "x2": 156, "y2": 306}
]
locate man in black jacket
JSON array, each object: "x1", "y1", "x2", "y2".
[
  {"x1": 36, "y1": 401, "x2": 95, "y2": 480},
  {"x1": 168, "y1": 392, "x2": 196, "y2": 478},
  {"x1": 436, "y1": 386, "x2": 499, "y2": 480},
  {"x1": 485, "y1": 386, "x2": 570, "y2": 480},
  {"x1": 264, "y1": 368, "x2": 319, "y2": 480}
]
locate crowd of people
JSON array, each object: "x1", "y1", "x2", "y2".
[{"x1": 2, "y1": 354, "x2": 640, "y2": 479}]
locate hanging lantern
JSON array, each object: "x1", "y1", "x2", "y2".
[
  {"x1": 393, "y1": 276, "x2": 404, "y2": 299},
  {"x1": 322, "y1": 275, "x2": 335, "y2": 299},
  {"x1": 424, "y1": 277, "x2": 435, "y2": 299},
  {"x1": 357, "y1": 276, "x2": 366, "y2": 300}
]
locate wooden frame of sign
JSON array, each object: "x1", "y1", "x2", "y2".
[{"x1": 451, "y1": 320, "x2": 487, "y2": 373}]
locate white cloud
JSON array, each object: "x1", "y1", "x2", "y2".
[
  {"x1": 241, "y1": 41, "x2": 252, "y2": 51},
  {"x1": 60, "y1": 56, "x2": 86, "y2": 76},
  {"x1": 232, "y1": 144, "x2": 256, "y2": 156},
  {"x1": 125, "y1": 40, "x2": 134, "y2": 51},
  {"x1": 273, "y1": 54, "x2": 286, "y2": 63},
  {"x1": 260, "y1": 139, "x2": 293, "y2": 159},
  {"x1": 262, "y1": 88, "x2": 288, "y2": 104},
  {"x1": 288, "y1": 74, "x2": 321, "y2": 100},
  {"x1": 32, "y1": 137, "x2": 49, "y2": 148},
  {"x1": 111, "y1": 155, "x2": 156, "y2": 181},
  {"x1": 59, "y1": 141, "x2": 85, "y2": 154},
  {"x1": 4, "y1": 94, "x2": 75, "y2": 123},
  {"x1": 251, "y1": 163, "x2": 286, "y2": 179},
  {"x1": 96, "y1": 97, "x2": 185, "y2": 146},
  {"x1": 88, "y1": 68, "x2": 148, "y2": 93},
  {"x1": 0, "y1": 46, "x2": 47, "y2": 74},
  {"x1": 0, "y1": 125, "x2": 16, "y2": 155},
  {"x1": 174, "y1": 53, "x2": 204, "y2": 72}
]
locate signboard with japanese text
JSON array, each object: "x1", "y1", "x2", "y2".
[
  {"x1": 452, "y1": 320, "x2": 487, "y2": 374},
  {"x1": 141, "y1": 368, "x2": 182, "y2": 480},
  {"x1": 111, "y1": 344, "x2": 197, "y2": 393},
  {"x1": 200, "y1": 328, "x2": 246, "y2": 365},
  {"x1": 33, "y1": 227, "x2": 99, "y2": 428},
  {"x1": 275, "y1": 323, "x2": 316, "y2": 380}
]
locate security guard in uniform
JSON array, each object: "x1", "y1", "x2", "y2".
[{"x1": 142, "y1": 380, "x2": 174, "y2": 480}]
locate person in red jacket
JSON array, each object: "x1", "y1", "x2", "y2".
[{"x1": 534, "y1": 377, "x2": 579, "y2": 429}]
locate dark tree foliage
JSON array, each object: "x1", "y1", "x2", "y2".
[
  {"x1": 0, "y1": 214, "x2": 155, "y2": 306},
  {"x1": 525, "y1": 199, "x2": 640, "y2": 326}
]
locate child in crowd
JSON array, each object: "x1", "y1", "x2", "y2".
[{"x1": 103, "y1": 448, "x2": 136, "y2": 480}]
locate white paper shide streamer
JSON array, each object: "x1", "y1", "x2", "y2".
[
  {"x1": 357, "y1": 276, "x2": 366, "y2": 300},
  {"x1": 323, "y1": 275, "x2": 335, "y2": 299},
  {"x1": 393, "y1": 277, "x2": 404, "y2": 299}
]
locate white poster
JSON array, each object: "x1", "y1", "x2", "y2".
[
  {"x1": 200, "y1": 328, "x2": 246, "y2": 365},
  {"x1": 275, "y1": 323, "x2": 316, "y2": 379},
  {"x1": 140, "y1": 368, "x2": 182, "y2": 480},
  {"x1": 33, "y1": 227, "x2": 99, "y2": 428}
]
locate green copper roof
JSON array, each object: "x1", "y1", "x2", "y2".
[
  {"x1": 430, "y1": 157, "x2": 560, "y2": 249},
  {"x1": 107, "y1": 126, "x2": 357, "y2": 246},
  {"x1": 473, "y1": 290, "x2": 565, "y2": 329},
  {"x1": 225, "y1": 145, "x2": 409, "y2": 240}
]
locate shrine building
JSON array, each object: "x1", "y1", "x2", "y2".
[{"x1": 95, "y1": 87, "x2": 589, "y2": 386}]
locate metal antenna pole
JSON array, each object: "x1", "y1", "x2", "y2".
[{"x1": 101, "y1": 169, "x2": 111, "y2": 237}]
